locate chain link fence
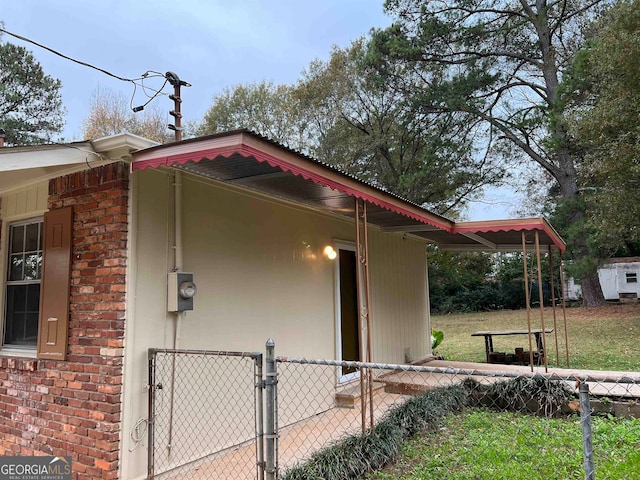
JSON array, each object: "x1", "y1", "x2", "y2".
[
  {"x1": 275, "y1": 356, "x2": 640, "y2": 480},
  {"x1": 146, "y1": 343, "x2": 640, "y2": 479},
  {"x1": 147, "y1": 348, "x2": 263, "y2": 480}
]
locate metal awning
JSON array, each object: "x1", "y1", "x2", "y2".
[{"x1": 131, "y1": 129, "x2": 565, "y2": 253}]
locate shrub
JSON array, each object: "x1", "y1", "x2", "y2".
[
  {"x1": 279, "y1": 385, "x2": 468, "y2": 480},
  {"x1": 280, "y1": 377, "x2": 576, "y2": 479},
  {"x1": 463, "y1": 376, "x2": 575, "y2": 417}
]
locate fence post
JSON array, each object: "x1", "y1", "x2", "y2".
[
  {"x1": 579, "y1": 380, "x2": 595, "y2": 480},
  {"x1": 265, "y1": 339, "x2": 277, "y2": 480},
  {"x1": 147, "y1": 349, "x2": 157, "y2": 480},
  {"x1": 255, "y1": 353, "x2": 265, "y2": 480}
]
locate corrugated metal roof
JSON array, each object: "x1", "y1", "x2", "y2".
[{"x1": 132, "y1": 130, "x2": 565, "y2": 253}]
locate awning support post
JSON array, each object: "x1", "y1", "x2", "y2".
[
  {"x1": 522, "y1": 232, "x2": 535, "y2": 372},
  {"x1": 354, "y1": 198, "x2": 375, "y2": 433},
  {"x1": 548, "y1": 246, "x2": 560, "y2": 367},
  {"x1": 354, "y1": 199, "x2": 367, "y2": 435},
  {"x1": 361, "y1": 202, "x2": 375, "y2": 431},
  {"x1": 559, "y1": 252, "x2": 571, "y2": 367},
  {"x1": 534, "y1": 231, "x2": 549, "y2": 372}
]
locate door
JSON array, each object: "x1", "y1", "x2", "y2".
[{"x1": 337, "y1": 245, "x2": 360, "y2": 382}]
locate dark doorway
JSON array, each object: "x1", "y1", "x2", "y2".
[{"x1": 338, "y1": 247, "x2": 360, "y2": 379}]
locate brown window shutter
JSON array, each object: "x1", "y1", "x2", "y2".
[{"x1": 37, "y1": 206, "x2": 73, "y2": 360}]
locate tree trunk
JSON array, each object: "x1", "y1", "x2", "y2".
[
  {"x1": 552, "y1": 158, "x2": 606, "y2": 307},
  {"x1": 581, "y1": 272, "x2": 606, "y2": 307}
]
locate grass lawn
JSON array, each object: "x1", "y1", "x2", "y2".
[
  {"x1": 431, "y1": 303, "x2": 640, "y2": 371},
  {"x1": 366, "y1": 410, "x2": 640, "y2": 480},
  {"x1": 360, "y1": 305, "x2": 640, "y2": 480}
]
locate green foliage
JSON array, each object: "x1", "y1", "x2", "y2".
[
  {"x1": 0, "y1": 33, "x2": 65, "y2": 145},
  {"x1": 430, "y1": 330, "x2": 444, "y2": 350},
  {"x1": 427, "y1": 248, "x2": 497, "y2": 314},
  {"x1": 370, "y1": 411, "x2": 640, "y2": 480},
  {"x1": 298, "y1": 39, "x2": 498, "y2": 215},
  {"x1": 370, "y1": 0, "x2": 600, "y2": 177},
  {"x1": 371, "y1": 0, "x2": 608, "y2": 305},
  {"x1": 428, "y1": 246, "x2": 568, "y2": 314},
  {"x1": 550, "y1": 194, "x2": 602, "y2": 281},
  {"x1": 485, "y1": 376, "x2": 574, "y2": 415},
  {"x1": 561, "y1": 0, "x2": 640, "y2": 257},
  {"x1": 198, "y1": 38, "x2": 501, "y2": 216},
  {"x1": 283, "y1": 376, "x2": 590, "y2": 480},
  {"x1": 280, "y1": 385, "x2": 468, "y2": 480},
  {"x1": 427, "y1": 249, "x2": 559, "y2": 313},
  {"x1": 198, "y1": 81, "x2": 308, "y2": 151}
]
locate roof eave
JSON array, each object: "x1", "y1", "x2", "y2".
[
  {"x1": 132, "y1": 130, "x2": 455, "y2": 232},
  {"x1": 131, "y1": 130, "x2": 566, "y2": 253}
]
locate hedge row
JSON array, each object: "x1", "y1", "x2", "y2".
[{"x1": 280, "y1": 377, "x2": 574, "y2": 480}]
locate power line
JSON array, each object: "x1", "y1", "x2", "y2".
[
  {"x1": 1, "y1": 27, "x2": 135, "y2": 83},
  {"x1": 131, "y1": 77, "x2": 168, "y2": 111},
  {"x1": 0, "y1": 27, "x2": 170, "y2": 111},
  {"x1": 1, "y1": 26, "x2": 191, "y2": 141}
]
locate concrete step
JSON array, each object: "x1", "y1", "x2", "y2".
[{"x1": 335, "y1": 381, "x2": 385, "y2": 409}]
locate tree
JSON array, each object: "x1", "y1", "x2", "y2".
[
  {"x1": 199, "y1": 41, "x2": 501, "y2": 215},
  {"x1": 562, "y1": 0, "x2": 640, "y2": 259},
  {"x1": 81, "y1": 86, "x2": 171, "y2": 143},
  {"x1": 427, "y1": 248, "x2": 500, "y2": 313},
  {"x1": 198, "y1": 81, "x2": 310, "y2": 152},
  {"x1": 298, "y1": 39, "x2": 502, "y2": 214},
  {"x1": 369, "y1": 0, "x2": 608, "y2": 305},
  {"x1": 0, "y1": 34, "x2": 65, "y2": 145}
]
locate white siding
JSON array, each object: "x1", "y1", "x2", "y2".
[
  {"x1": 617, "y1": 263, "x2": 640, "y2": 297},
  {"x1": 121, "y1": 169, "x2": 430, "y2": 478},
  {"x1": 598, "y1": 266, "x2": 619, "y2": 300},
  {"x1": 568, "y1": 261, "x2": 640, "y2": 301},
  {"x1": 1, "y1": 182, "x2": 48, "y2": 220},
  {"x1": 369, "y1": 230, "x2": 429, "y2": 364}
]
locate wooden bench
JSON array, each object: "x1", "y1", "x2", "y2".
[{"x1": 471, "y1": 329, "x2": 553, "y2": 365}]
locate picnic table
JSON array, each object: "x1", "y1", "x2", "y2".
[{"x1": 471, "y1": 328, "x2": 554, "y2": 364}]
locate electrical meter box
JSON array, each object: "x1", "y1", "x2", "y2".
[{"x1": 168, "y1": 272, "x2": 197, "y2": 312}]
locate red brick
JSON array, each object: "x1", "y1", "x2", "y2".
[{"x1": 0, "y1": 163, "x2": 128, "y2": 476}]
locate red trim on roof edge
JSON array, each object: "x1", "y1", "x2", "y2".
[
  {"x1": 131, "y1": 142, "x2": 565, "y2": 251},
  {"x1": 131, "y1": 144, "x2": 453, "y2": 232},
  {"x1": 453, "y1": 222, "x2": 565, "y2": 253},
  {"x1": 454, "y1": 223, "x2": 542, "y2": 234}
]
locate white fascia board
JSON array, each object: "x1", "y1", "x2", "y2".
[
  {"x1": 0, "y1": 134, "x2": 158, "y2": 173},
  {"x1": 0, "y1": 159, "x2": 120, "y2": 195},
  {"x1": 91, "y1": 132, "x2": 159, "y2": 160},
  {"x1": 0, "y1": 143, "x2": 94, "y2": 172}
]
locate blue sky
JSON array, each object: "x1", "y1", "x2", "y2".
[
  {"x1": 2, "y1": 1, "x2": 514, "y2": 219},
  {"x1": 3, "y1": 1, "x2": 390, "y2": 139}
]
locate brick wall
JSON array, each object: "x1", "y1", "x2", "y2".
[{"x1": 0, "y1": 162, "x2": 129, "y2": 479}]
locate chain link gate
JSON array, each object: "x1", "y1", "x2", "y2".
[{"x1": 147, "y1": 348, "x2": 265, "y2": 479}]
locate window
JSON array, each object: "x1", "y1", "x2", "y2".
[
  {"x1": 626, "y1": 272, "x2": 638, "y2": 284},
  {"x1": 2, "y1": 207, "x2": 73, "y2": 359},
  {"x1": 4, "y1": 219, "x2": 43, "y2": 347}
]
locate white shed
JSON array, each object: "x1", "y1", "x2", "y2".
[
  {"x1": 565, "y1": 257, "x2": 640, "y2": 302},
  {"x1": 599, "y1": 258, "x2": 640, "y2": 301}
]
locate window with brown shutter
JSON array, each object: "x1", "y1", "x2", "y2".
[
  {"x1": 3, "y1": 219, "x2": 43, "y2": 347},
  {"x1": 37, "y1": 206, "x2": 73, "y2": 360}
]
